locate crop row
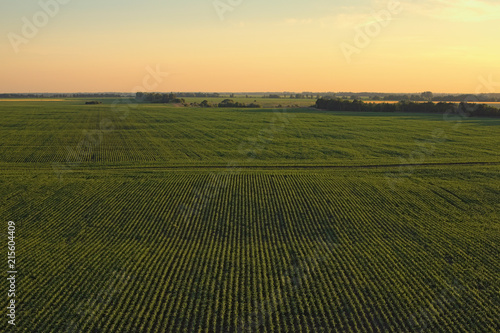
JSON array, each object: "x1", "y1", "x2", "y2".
[{"x1": 3, "y1": 169, "x2": 498, "y2": 332}]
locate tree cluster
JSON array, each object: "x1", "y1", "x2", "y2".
[
  {"x1": 175, "y1": 92, "x2": 220, "y2": 98},
  {"x1": 218, "y1": 99, "x2": 261, "y2": 108},
  {"x1": 136, "y1": 92, "x2": 185, "y2": 104},
  {"x1": 186, "y1": 99, "x2": 262, "y2": 108},
  {"x1": 378, "y1": 93, "x2": 498, "y2": 102},
  {"x1": 0, "y1": 93, "x2": 124, "y2": 98},
  {"x1": 262, "y1": 93, "x2": 318, "y2": 99},
  {"x1": 381, "y1": 93, "x2": 432, "y2": 102},
  {"x1": 0, "y1": 94, "x2": 45, "y2": 98},
  {"x1": 433, "y1": 94, "x2": 498, "y2": 102},
  {"x1": 315, "y1": 98, "x2": 500, "y2": 117}
]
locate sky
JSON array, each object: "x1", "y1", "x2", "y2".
[{"x1": 1, "y1": 0, "x2": 500, "y2": 93}]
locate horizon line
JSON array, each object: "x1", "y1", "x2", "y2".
[{"x1": 1, "y1": 91, "x2": 498, "y2": 96}]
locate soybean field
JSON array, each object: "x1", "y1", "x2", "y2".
[{"x1": 0, "y1": 100, "x2": 499, "y2": 332}]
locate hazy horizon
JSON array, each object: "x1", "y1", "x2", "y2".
[
  {"x1": 2, "y1": 0, "x2": 500, "y2": 93},
  {"x1": 2, "y1": 92, "x2": 500, "y2": 97},
  {"x1": 2, "y1": 91, "x2": 500, "y2": 96}
]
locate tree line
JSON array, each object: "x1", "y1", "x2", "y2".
[
  {"x1": 175, "y1": 92, "x2": 221, "y2": 98},
  {"x1": 0, "y1": 93, "x2": 124, "y2": 98},
  {"x1": 377, "y1": 94, "x2": 498, "y2": 102},
  {"x1": 136, "y1": 92, "x2": 185, "y2": 104},
  {"x1": 264, "y1": 94, "x2": 318, "y2": 99},
  {"x1": 136, "y1": 93, "x2": 262, "y2": 108},
  {"x1": 315, "y1": 98, "x2": 500, "y2": 117},
  {"x1": 195, "y1": 99, "x2": 261, "y2": 108}
]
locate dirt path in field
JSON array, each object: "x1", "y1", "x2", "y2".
[
  {"x1": 106, "y1": 161, "x2": 500, "y2": 170},
  {"x1": 8, "y1": 161, "x2": 498, "y2": 173}
]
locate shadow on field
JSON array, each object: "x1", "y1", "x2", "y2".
[
  {"x1": 248, "y1": 108, "x2": 500, "y2": 124},
  {"x1": 242, "y1": 108, "x2": 450, "y2": 120},
  {"x1": 463, "y1": 118, "x2": 500, "y2": 126}
]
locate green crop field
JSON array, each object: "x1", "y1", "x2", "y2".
[{"x1": 1, "y1": 100, "x2": 499, "y2": 332}]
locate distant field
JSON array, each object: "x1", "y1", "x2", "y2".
[
  {"x1": 1, "y1": 100, "x2": 498, "y2": 332},
  {"x1": 0, "y1": 99, "x2": 499, "y2": 167},
  {"x1": 0, "y1": 96, "x2": 316, "y2": 108},
  {"x1": 0, "y1": 99, "x2": 65, "y2": 102},
  {"x1": 1, "y1": 97, "x2": 498, "y2": 108}
]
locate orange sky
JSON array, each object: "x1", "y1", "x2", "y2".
[{"x1": 1, "y1": 0, "x2": 500, "y2": 93}]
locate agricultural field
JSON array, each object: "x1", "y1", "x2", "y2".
[{"x1": 1, "y1": 100, "x2": 499, "y2": 332}]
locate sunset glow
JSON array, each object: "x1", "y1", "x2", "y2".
[{"x1": 2, "y1": 0, "x2": 500, "y2": 93}]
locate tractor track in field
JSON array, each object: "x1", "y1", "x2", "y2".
[
  {"x1": 4, "y1": 161, "x2": 500, "y2": 173},
  {"x1": 103, "y1": 161, "x2": 500, "y2": 170}
]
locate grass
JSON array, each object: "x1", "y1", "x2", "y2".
[{"x1": 0, "y1": 100, "x2": 498, "y2": 332}]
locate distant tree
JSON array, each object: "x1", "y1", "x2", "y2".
[
  {"x1": 421, "y1": 91, "x2": 433, "y2": 101},
  {"x1": 218, "y1": 99, "x2": 261, "y2": 108},
  {"x1": 314, "y1": 97, "x2": 499, "y2": 117}
]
